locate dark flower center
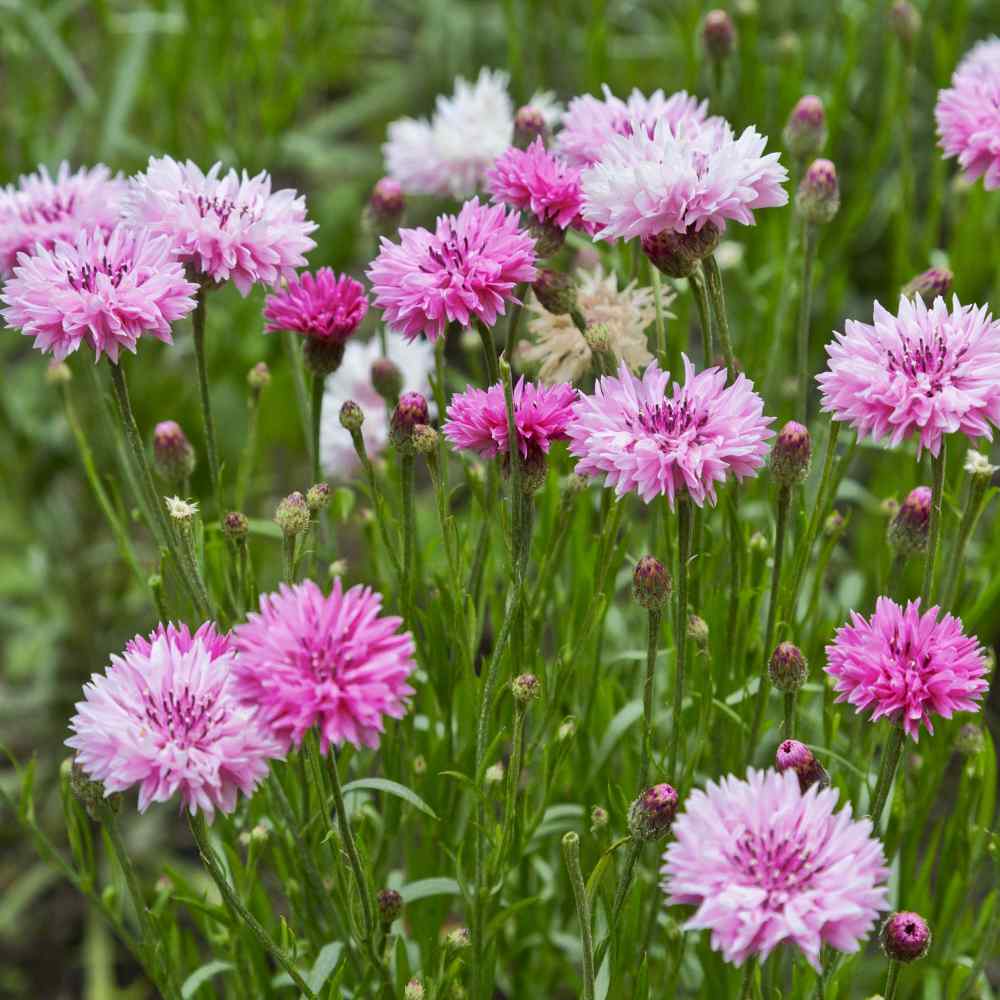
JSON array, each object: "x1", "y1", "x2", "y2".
[
  {"x1": 192, "y1": 193, "x2": 260, "y2": 227},
  {"x1": 885, "y1": 327, "x2": 968, "y2": 395},
  {"x1": 20, "y1": 193, "x2": 77, "y2": 224},
  {"x1": 729, "y1": 828, "x2": 827, "y2": 909},
  {"x1": 66, "y1": 254, "x2": 130, "y2": 292},
  {"x1": 142, "y1": 684, "x2": 227, "y2": 749}
]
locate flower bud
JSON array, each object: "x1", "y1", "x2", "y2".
[
  {"x1": 783, "y1": 95, "x2": 827, "y2": 162},
  {"x1": 247, "y1": 361, "x2": 271, "y2": 393},
  {"x1": 964, "y1": 449, "x2": 998, "y2": 483},
  {"x1": 557, "y1": 716, "x2": 577, "y2": 742},
  {"x1": 775, "y1": 739, "x2": 830, "y2": 793},
  {"x1": 223, "y1": 511, "x2": 249, "y2": 540},
  {"x1": 749, "y1": 530, "x2": 769, "y2": 553},
  {"x1": 153, "y1": 421, "x2": 196, "y2": 486},
  {"x1": 68, "y1": 760, "x2": 119, "y2": 821},
  {"x1": 514, "y1": 105, "x2": 548, "y2": 149},
  {"x1": 518, "y1": 446, "x2": 549, "y2": 495},
  {"x1": 371, "y1": 357, "x2": 403, "y2": 404},
  {"x1": 46, "y1": 360, "x2": 72, "y2": 385},
  {"x1": 306, "y1": 482, "x2": 330, "y2": 512},
  {"x1": 627, "y1": 783, "x2": 679, "y2": 842},
  {"x1": 824, "y1": 510, "x2": 845, "y2": 536},
  {"x1": 404, "y1": 980, "x2": 425, "y2": 1000},
  {"x1": 956, "y1": 722, "x2": 985, "y2": 756},
  {"x1": 771, "y1": 421, "x2": 812, "y2": 487},
  {"x1": 390, "y1": 392, "x2": 430, "y2": 452},
  {"x1": 901, "y1": 267, "x2": 952, "y2": 306},
  {"x1": 411, "y1": 424, "x2": 439, "y2": 457},
  {"x1": 641, "y1": 223, "x2": 721, "y2": 278},
  {"x1": 485, "y1": 761, "x2": 505, "y2": 785},
  {"x1": 339, "y1": 400, "x2": 364, "y2": 433},
  {"x1": 881, "y1": 911, "x2": 931, "y2": 963},
  {"x1": 532, "y1": 269, "x2": 577, "y2": 316},
  {"x1": 889, "y1": 2, "x2": 921, "y2": 52},
  {"x1": 275, "y1": 491, "x2": 311, "y2": 537},
  {"x1": 444, "y1": 926, "x2": 471, "y2": 952},
  {"x1": 888, "y1": 485, "x2": 931, "y2": 555},
  {"x1": 512, "y1": 673, "x2": 541, "y2": 705},
  {"x1": 303, "y1": 337, "x2": 346, "y2": 378},
  {"x1": 584, "y1": 322, "x2": 612, "y2": 356},
  {"x1": 702, "y1": 9, "x2": 735, "y2": 62},
  {"x1": 769, "y1": 642, "x2": 807, "y2": 692},
  {"x1": 687, "y1": 614, "x2": 710, "y2": 648},
  {"x1": 368, "y1": 177, "x2": 405, "y2": 232},
  {"x1": 530, "y1": 220, "x2": 566, "y2": 259},
  {"x1": 590, "y1": 805, "x2": 609, "y2": 832},
  {"x1": 376, "y1": 888, "x2": 403, "y2": 925},
  {"x1": 412, "y1": 754, "x2": 427, "y2": 776},
  {"x1": 633, "y1": 556, "x2": 672, "y2": 611},
  {"x1": 796, "y1": 159, "x2": 840, "y2": 225},
  {"x1": 880, "y1": 497, "x2": 901, "y2": 518}
]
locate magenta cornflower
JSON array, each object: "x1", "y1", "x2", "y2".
[
  {"x1": 264, "y1": 268, "x2": 368, "y2": 343},
  {"x1": 486, "y1": 138, "x2": 591, "y2": 233},
  {"x1": 581, "y1": 117, "x2": 788, "y2": 242},
  {"x1": 825, "y1": 597, "x2": 989, "y2": 741},
  {"x1": 366, "y1": 198, "x2": 537, "y2": 342},
  {"x1": 124, "y1": 156, "x2": 316, "y2": 295},
  {"x1": 661, "y1": 768, "x2": 889, "y2": 970},
  {"x1": 0, "y1": 162, "x2": 127, "y2": 277},
  {"x1": 443, "y1": 377, "x2": 577, "y2": 460},
  {"x1": 817, "y1": 295, "x2": 1000, "y2": 457},
  {"x1": 935, "y1": 38, "x2": 1000, "y2": 190},
  {"x1": 66, "y1": 622, "x2": 279, "y2": 819},
  {"x1": 231, "y1": 579, "x2": 416, "y2": 753},
  {"x1": 566, "y1": 357, "x2": 774, "y2": 506},
  {"x1": 1, "y1": 224, "x2": 198, "y2": 362}
]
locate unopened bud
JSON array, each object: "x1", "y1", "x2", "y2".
[
  {"x1": 532, "y1": 269, "x2": 577, "y2": 316},
  {"x1": 796, "y1": 159, "x2": 840, "y2": 225},
  {"x1": 956, "y1": 723, "x2": 985, "y2": 756},
  {"x1": 881, "y1": 911, "x2": 931, "y2": 963},
  {"x1": 411, "y1": 424, "x2": 439, "y2": 457},
  {"x1": 518, "y1": 446, "x2": 549, "y2": 495},
  {"x1": 368, "y1": 177, "x2": 405, "y2": 232},
  {"x1": 512, "y1": 673, "x2": 541, "y2": 705},
  {"x1": 412, "y1": 754, "x2": 427, "y2": 776},
  {"x1": 390, "y1": 392, "x2": 430, "y2": 452},
  {"x1": 775, "y1": 739, "x2": 830, "y2": 793},
  {"x1": 627, "y1": 783, "x2": 679, "y2": 842},
  {"x1": 46, "y1": 361, "x2": 72, "y2": 385},
  {"x1": 444, "y1": 927, "x2": 471, "y2": 951},
  {"x1": 530, "y1": 220, "x2": 566, "y2": 259},
  {"x1": 687, "y1": 614, "x2": 710, "y2": 648},
  {"x1": 749, "y1": 530, "x2": 769, "y2": 553},
  {"x1": 339, "y1": 400, "x2": 364, "y2": 432},
  {"x1": 584, "y1": 322, "x2": 612, "y2": 356},
  {"x1": 702, "y1": 9, "x2": 735, "y2": 61},
  {"x1": 404, "y1": 980, "x2": 425, "y2": 1000},
  {"x1": 633, "y1": 556, "x2": 672, "y2": 610},
  {"x1": 247, "y1": 361, "x2": 271, "y2": 393},
  {"x1": 824, "y1": 510, "x2": 845, "y2": 536},
  {"x1": 275, "y1": 492, "x2": 311, "y2": 536},
  {"x1": 768, "y1": 642, "x2": 807, "y2": 692},
  {"x1": 303, "y1": 338, "x2": 345, "y2": 378},
  {"x1": 590, "y1": 805, "x2": 609, "y2": 832},
  {"x1": 771, "y1": 421, "x2": 812, "y2": 486},
  {"x1": 371, "y1": 357, "x2": 403, "y2": 404},
  {"x1": 69, "y1": 761, "x2": 119, "y2": 821},
  {"x1": 642, "y1": 223, "x2": 721, "y2": 278},
  {"x1": 485, "y1": 761, "x2": 505, "y2": 784},
  {"x1": 783, "y1": 95, "x2": 827, "y2": 162},
  {"x1": 889, "y1": 2, "x2": 921, "y2": 52},
  {"x1": 888, "y1": 485, "x2": 931, "y2": 555},
  {"x1": 222, "y1": 511, "x2": 249, "y2": 540},
  {"x1": 880, "y1": 497, "x2": 901, "y2": 517},
  {"x1": 901, "y1": 267, "x2": 952, "y2": 306},
  {"x1": 306, "y1": 483, "x2": 330, "y2": 512},
  {"x1": 514, "y1": 106, "x2": 548, "y2": 149},
  {"x1": 557, "y1": 716, "x2": 577, "y2": 742},
  {"x1": 153, "y1": 421, "x2": 196, "y2": 486},
  {"x1": 377, "y1": 888, "x2": 403, "y2": 925}
]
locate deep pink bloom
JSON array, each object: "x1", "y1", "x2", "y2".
[
  {"x1": 124, "y1": 156, "x2": 316, "y2": 295},
  {"x1": 66, "y1": 621, "x2": 280, "y2": 819},
  {"x1": 816, "y1": 295, "x2": 1000, "y2": 457},
  {"x1": 486, "y1": 139, "x2": 591, "y2": 233},
  {"x1": 825, "y1": 597, "x2": 989, "y2": 741},
  {"x1": 567, "y1": 358, "x2": 774, "y2": 506},
  {"x1": 935, "y1": 38, "x2": 1000, "y2": 190},
  {"x1": 366, "y1": 198, "x2": 537, "y2": 342},
  {"x1": 1, "y1": 224, "x2": 198, "y2": 362},
  {"x1": 661, "y1": 768, "x2": 889, "y2": 970},
  {"x1": 0, "y1": 162, "x2": 127, "y2": 277},
  {"x1": 231, "y1": 579, "x2": 416, "y2": 753},
  {"x1": 264, "y1": 268, "x2": 368, "y2": 343},
  {"x1": 443, "y1": 377, "x2": 577, "y2": 459}
]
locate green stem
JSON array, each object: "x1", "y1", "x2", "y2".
[
  {"x1": 884, "y1": 958, "x2": 902, "y2": 1000},
  {"x1": 191, "y1": 290, "x2": 222, "y2": 512},
  {"x1": 740, "y1": 958, "x2": 757, "y2": 1000},
  {"x1": 922, "y1": 442, "x2": 947, "y2": 606},
  {"x1": 650, "y1": 266, "x2": 668, "y2": 367},
  {"x1": 477, "y1": 320, "x2": 500, "y2": 385},
  {"x1": 593, "y1": 839, "x2": 641, "y2": 971},
  {"x1": 689, "y1": 265, "x2": 714, "y2": 365},
  {"x1": 870, "y1": 725, "x2": 905, "y2": 835},
  {"x1": 783, "y1": 691, "x2": 796, "y2": 737},
  {"x1": 702, "y1": 255, "x2": 736, "y2": 374},
  {"x1": 176, "y1": 518, "x2": 213, "y2": 620},
  {"x1": 885, "y1": 552, "x2": 907, "y2": 601},
  {"x1": 283, "y1": 329, "x2": 314, "y2": 468},
  {"x1": 349, "y1": 429, "x2": 401, "y2": 576},
  {"x1": 282, "y1": 533, "x2": 296, "y2": 583},
  {"x1": 310, "y1": 372, "x2": 324, "y2": 488},
  {"x1": 399, "y1": 452, "x2": 416, "y2": 619},
  {"x1": 562, "y1": 834, "x2": 595, "y2": 1000},
  {"x1": 668, "y1": 497, "x2": 693, "y2": 779},
  {"x1": 506, "y1": 285, "x2": 528, "y2": 365},
  {"x1": 235, "y1": 389, "x2": 262, "y2": 511},
  {"x1": 797, "y1": 221, "x2": 818, "y2": 424},
  {"x1": 942, "y1": 473, "x2": 991, "y2": 611},
  {"x1": 639, "y1": 608, "x2": 662, "y2": 792}
]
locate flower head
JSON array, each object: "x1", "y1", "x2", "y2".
[
  {"x1": 1, "y1": 224, "x2": 197, "y2": 362},
  {"x1": 825, "y1": 597, "x2": 989, "y2": 741},
  {"x1": 264, "y1": 268, "x2": 368, "y2": 343},
  {"x1": 661, "y1": 768, "x2": 889, "y2": 969},
  {"x1": 231, "y1": 579, "x2": 416, "y2": 752},
  {"x1": 124, "y1": 156, "x2": 316, "y2": 295},
  {"x1": 367, "y1": 198, "x2": 537, "y2": 342},
  {"x1": 817, "y1": 295, "x2": 1000, "y2": 457},
  {"x1": 66, "y1": 622, "x2": 279, "y2": 819},
  {"x1": 580, "y1": 117, "x2": 788, "y2": 242},
  {"x1": 443, "y1": 377, "x2": 577, "y2": 461},
  {"x1": 0, "y1": 162, "x2": 127, "y2": 277},
  {"x1": 567, "y1": 358, "x2": 774, "y2": 507},
  {"x1": 935, "y1": 38, "x2": 1000, "y2": 190}
]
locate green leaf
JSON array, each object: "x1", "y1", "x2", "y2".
[
  {"x1": 181, "y1": 960, "x2": 235, "y2": 998},
  {"x1": 330, "y1": 487, "x2": 355, "y2": 523},
  {"x1": 340, "y1": 777, "x2": 438, "y2": 820},
  {"x1": 592, "y1": 700, "x2": 643, "y2": 774},
  {"x1": 398, "y1": 877, "x2": 461, "y2": 904}
]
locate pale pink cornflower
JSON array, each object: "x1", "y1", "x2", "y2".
[
  {"x1": 264, "y1": 268, "x2": 368, "y2": 343},
  {"x1": 935, "y1": 37, "x2": 1000, "y2": 190},
  {"x1": 1, "y1": 224, "x2": 198, "y2": 362},
  {"x1": 366, "y1": 198, "x2": 537, "y2": 342},
  {"x1": 556, "y1": 86, "x2": 712, "y2": 168},
  {"x1": 123, "y1": 156, "x2": 316, "y2": 295},
  {"x1": 231, "y1": 579, "x2": 416, "y2": 753},
  {"x1": 443, "y1": 377, "x2": 577, "y2": 460},
  {"x1": 581, "y1": 117, "x2": 788, "y2": 242},
  {"x1": 567, "y1": 357, "x2": 774, "y2": 506},
  {"x1": 816, "y1": 295, "x2": 1000, "y2": 457},
  {"x1": 66, "y1": 622, "x2": 280, "y2": 819},
  {"x1": 661, "y1": 768, "x2": 889, "y2": 970},
  {"x1": 0, "y1": 162, "x2": 127, "y2": 277},
  {"x1": 825, "y1": 597, "x2": 989, "y2": 741}
]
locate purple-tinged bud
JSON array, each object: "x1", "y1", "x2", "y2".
[
  {"x1": 880, "y1": 497, "x2": 901, "y2": 517},
  {"x1": 783, "y1": 95, "x2": 827, "y2": 162},
  {"x1": 642, "y1": 222, "x2": 721, "y2": 278},
  {"x1": 889, "y1": 2, "x2": 921, "y2": 52},
  {"x1": 769, "y1": 642, "x2": 807, "y2": 692},
  {"x1": 702, "y1": 9, "x2": 735, "y2": 62},
  {"x1": 775, "y1": 739, "x2": 831, "y2": 793},
  {"x1": 153, "y1": 420, "x2": 196, "y2": 486},
  {"x1": 404, "y1": 980, "x2": 425, "y2": 1000},
  {"x1": 530, "y1": 220, "x2": 566, "y2": 259},
  {"x1": 222, "y1": 511, "x2": 249, "y2": 541},
  {"x1": 532, "y1": 269, "x2": 577, "y2": 316},
  {"x1": 303, "y1": 337, "x2": 346, "y2": 377},
  {"x1": 444, "y1": 926, "x2": 471, "y2": 951},
  {"x1": 512, "y1": 673, "x2": 541, "y2": 706},
  {"x1": 888, "y1": 485, "x2": 931, "y2": 555},
  {"x1": 590, "y1": 805, "x2": 609, "y2": 832},
  {"x1": 824, "y1": 509, "x2": 846, "y2": 536},
  {"x1": 627, "y1": 783, "x2": 679, "y2": 842},
  {"x1": 368, "y1": 177, "x2": 405, "y2": 231},
  {"x1": 771, "y1": 421, "x2": 812, "y2": 487},
  {"x1": 687, "y1": 614, "x2": 710, "y2": 648},
  {"x1": 390, "y1": 392, "x2": 430, "y2": 452},
  {"x1": 306, "y1": 482, "x2": 330, "y2": 512},
  {"x1": 796, "y1": 159, "x2": 840, "y2": 224},
  {"x1": 881, "y1": 911, "x2": 931, "y2": 963},
  {"x1": 633, "y1": 556, "x2": 672, "y2": 611},
  {"x1": 376, "y1": 888, "x2": 403, "y2": 925},
  {"x1": 339, "y1": 400, "x2": 364, "y2": 433},
  {"x1": 901, "y1": 267, "x2": 953, "y2": 306},
  {"x1": 956, "y1": 722, "x2": 985, "y2": 756},
  {"x1": 514, "y1": 106, "x2": 548, "y2": 149},
  {"x1": 275, "y1": 492, "x2": 311, "y2": 537},
  {"x1": 371, "y1": 357, "x2": 403, "y2": 404},
  {"x1": 247, "y1": 361, "x2": 271, "y2": 393}
]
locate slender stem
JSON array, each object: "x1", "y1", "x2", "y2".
[
  {"x1": 740, "y1": 958, "x2": 757, "y2": 1000},
  {"x1": 477, "y1": 320, "x2": 500, "y2": 385},
  {"x1": 943, "y1": 474, "x2": 990, "y2": 611},
  {"x1": 349, "y1": 429, "x2": 401, "y2": 575},
  {"x1": 283, "y1": 329, "x2": 314, "y2": 468},
  {"x1": 689, "y1": 265, "x2": 714, "y2": 365},
  {"x1": 191, "y1": 290, "x2": 221, "y2": 512},
  {"x1": 176, "y1": 518, "x2": 213, "y2": 619},
  {"x1": 884, "y1": 958, "x2": 902, "y2": 1000},
  {"x1": 506, "y1": 285, "x2": 528, "y2": 365},
  {"x1": 399, "y1": 452, "x2": 416, "y2": 619},
  {"x1": 650, "y1": 266, "x2": 668, "y2": 366},
  {"x1": 562, "y1": 834, "x2": 595, "y2": 1000},
  {"x1": 702, "y1": 255, "x2": 736, "y2": 374},
  {"x1": 922, "y1": 442, "x2": 947, "y2": 606},
  {"x1": 885, "y1": 552, "x2": 907, "y2": 600},
  {"x1": 639, "y1": 608, "x2": 662, "y2": 792},
  {"x1": 797, "y1": 221, "x2": 818, "y2": 424},
  {"x1": 282, "y1": 534, "x2": 296, "y2": 583},
  {"x1": 235, "y1": 389, "x2": 262, "y2": 511},
  {"x1": 310, "y1": 372, "x2": 324, "y2": 488},
  {"x1": 593, "y1": 840, "x2": 641, "y2": 971},
  {"x1": 668, "y1": 498, "x2": 693, "y2": 779},
  {"x1": 783, "y1": 691, "x2": 796, "y2": 737},
  {"x1": 870, "y1": 725, "x2": 905, "y2": 835},
  {"x1": 188, "y1": 813, "x2": 317, "y2": 999},
  {"x1": 496, "y1": 705, "x2": 528, "y2": 874}
]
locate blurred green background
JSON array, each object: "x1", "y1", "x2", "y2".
[{"x1": 2, "y1": 0, "x2": 999, "y2": 995}]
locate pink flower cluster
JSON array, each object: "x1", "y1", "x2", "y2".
[{"x1": 264, "y1": 268, "x2": 368, "y2": 343}]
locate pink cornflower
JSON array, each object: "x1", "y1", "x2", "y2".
[
  {"x1": 661, "y1": 768, "x2": 889, "y2": 970},
  {"x1": 486, "y1": 139, "x2": 591, "y2": 233},
  {"x1": 581, "y1": 117, "x2": 788, "y2": 242},
  {"x1": 816, "y1": 295, "x2": 1000, "y2": 457},
  {"x1": 556, "y1": 86, "x2": 712, "y2": 168},
  {"x1": 66, "y1": 622, "x2": 279, "y2": 819},
  {"x1": 825, "y1": 597, "x2": 989, "y2": 741},
  {"x1": 566, "y1": 357, "x2": 774, "y2": 506},
  {"x1": 231, "y1": 579, "x2": 416, "y2": 753},
  {"x1": 0, "y1": 224, "x2": 198, "y2": 362},
  {"x1": 366, "y1": 198, "x2": 537, "y2": 342},
  {"x1": 0, "y1": 162, "x2": 127, "y2": 277},
  {"x1": 443, "y1": 377, "x2": 577, "y2": 460},
  {"x1": 123, "y1": 156, "x2": 316, "y2": 295},
  {"x1": 935, "y1": 38, "x2": 1000, "y2": 190},
  {"x1": 264, "y1": 269, "x2": 368, "y2": 343}
]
